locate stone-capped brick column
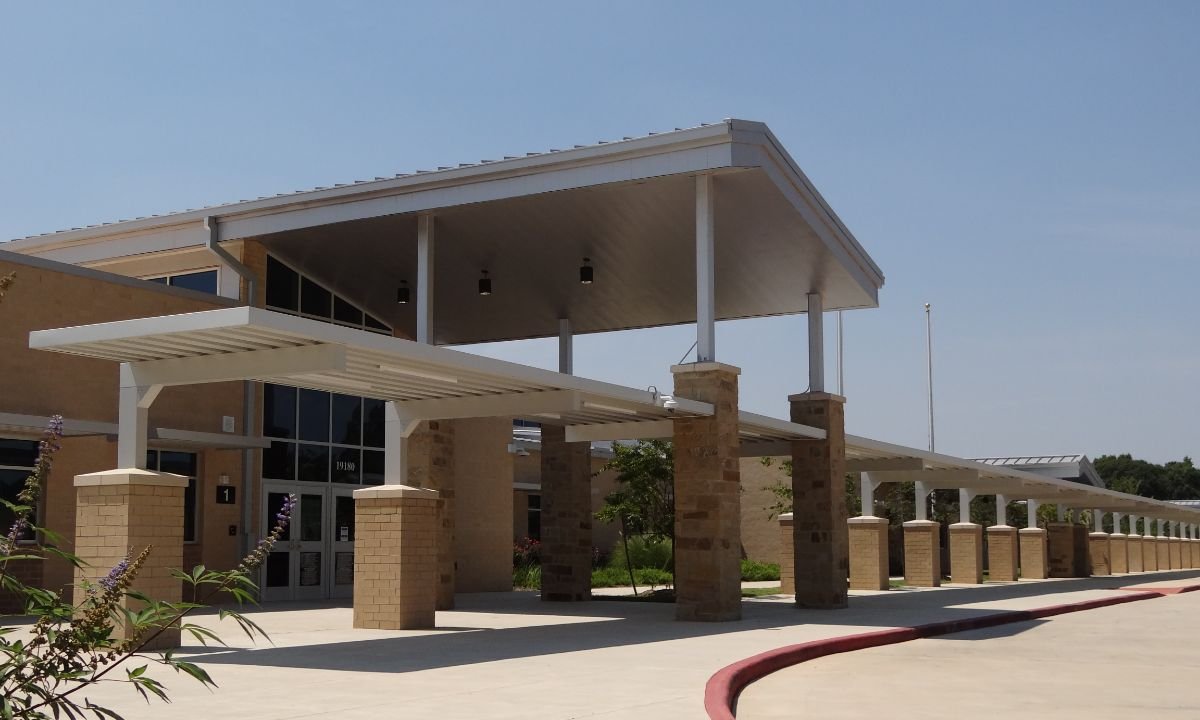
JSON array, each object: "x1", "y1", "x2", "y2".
[
  {"x1": 1144, "y1": 535, "x2": 1159, "y2": 571},
  {"x1": 1127, "y1": 534, "x2": 1143, "y2": 572},
  {"x1": 903, "y1": 520, "x2": 940, "y2": 587},
  {"x1": 406, "y1": 420, "x2": 456, "y2": 610},
  {"x1": 790, "y1": 392, "x2": 849, "y2": 608},
  {"x1": 1046, "y1": 523, "x2": 1073, "y2": 577},
  {"x1": 1191, "y1": 538, "x2": 1200, "y2": 569},
  {"x1": 1019, "y1": 527, "x2": 1048, "y2": 580},
  {"x1": 672, "y1": 363, "x2": 742, "y2": 621},
  {"x1": 987, "y1": 525, "x2": 1019, "y2": 582},
  {"x1": 779, "y1": 513, "x2": 795, "y2": 594},
  {"x1": 74, "y1": 469, "x2": 187, "y2": 650},
  {"x1": 1088, "y1": 533, "x2": 1111, "y2": 576},
  {"x1": 949, "y1": 523, "x2": 983, "y2": 584},
  {"x1": 352, "y1": 485, "x2": 440, "y2": 630},
  {"x1": 1169, "y1": 536, "x2": 1182, "y2": 569},
  {"x1": 539, "y1": 424, "x2": 592, "y2": 601},
  {"x1": 1156, "y1": 536, "x2": 1170, "y2": 570},
  {"x1": 847, "y1": 516, "x2": 889, "y2": 591},
  {"x1": 1109, "y1": 532, "x2": 1128, "y2": 574}
]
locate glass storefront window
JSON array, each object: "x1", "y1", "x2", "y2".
[
  {"x1": 265, "y1": 256, "x2": 299, "y2": 311},
  {"x1": 298, "y1": 390, "x2": 330, "y2": 443},
  {"x1": 264, "y1": 384, "x2": 297, "y2": 439},
  {"x1": 146, "y1": 449, "x2": 199, "y2": 543}
]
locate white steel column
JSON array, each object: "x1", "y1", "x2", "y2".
[
  {"x1": 807, "y1": 292, "x2": 824, "y2": 392},
  {"x1": 558, "y1": 318, "x2": 573, "y2": 375},
  {"x1": 416, "y1": 214, "x2": 435, "y2": 345},
  {"x1": 383, "y1": 401, "x2": 410, "y2": 485},
  {"x1": 1057, "y1": 505, "x2": 1067, "y2": 522},
  {"x1": 995, "y1": 494, "x2": 1008, "y2": 525},
  {"x1": 1113, "y1": 512, "x2": 1123, "y2": 534},
  {"x1": 958, "y1": 488, "x2": 976, "y2": 524},
  {"x1": 915, "y1": 481, "x2": 929, "y2": 522},
  {"x1": 1027, "y1": 499, "x2": 1039, "y2": 528},
  {"x1": 1094, "y1": 510, "x2": 1105, "y2": 533},
  {"x1": 695, "y1": 174, "x2": 716, "y2": 363},
  {"x1": 117, "y1": 363, "x2": 162, "y2": 469},
  {"x1": 860, "y1": 472, "x2": 881, "y2": 517},
  {"x1": 1130, "y1": 514, "x2": 1139, "y2": 536}
]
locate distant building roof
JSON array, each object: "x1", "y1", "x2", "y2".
[{"x1": 972, "y1": 454, "x2": 1104, "y2": 488}]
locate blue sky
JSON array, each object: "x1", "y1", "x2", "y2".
[{"x1": 2, "y1": 2, "x2": 1196, "y2": 462}]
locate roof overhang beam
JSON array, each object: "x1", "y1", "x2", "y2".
[
  {"x1": 565, "y1": 420, "x2": 673, "y2": 444},
  {"x1": 846, "y1": 457, "x2": 926, "y2": 473},
  {"x1": 391, "y1": 390, "x2": 583, "y2": 424},
  {"x1": 122, "y1": 343, "x2": 346, "y2": 387}
]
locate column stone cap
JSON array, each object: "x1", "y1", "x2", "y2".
[
  {"x1": 353, "y1": 484, "x2": 440, "y2": 500},
  {"x1": 75, "y1": 468, "x2": 188, "y2": 488},
  {"x1": 787, "y1": 391, "x2": 846, "y2": 403},
  {"x1": 949, "y1": 522, "x2": 982, "y2": 530},
  {"x1": 986, "y1": 524, "x2": 1018, "y2": 532},
  {"x1": 670, "y1": 361, "x2": 741, "y2": 375},
  {"x1": 902, "y1": 520, "x2": 939, "y2": 528},
  {"x1": 1018, "y1": 527, "x2": 1047, "y2": 535},
  {"x1": 1109, "y1": 533, "x2": 1127, "y2": 538},
  {"x1": 1089, "y1": 532, "x2": 1110, "y2": 538},
  {"x1": 848, "y1": 515, "x2": 888, "y2": 525},
  {"x1": 778, "y1": 512, "x2": 793, "y2": 525}
]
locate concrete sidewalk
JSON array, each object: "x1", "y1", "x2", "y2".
[
  {"x1": 738, "y1": 580, "x2": 1200, "y2": 719},
  {"x1": 50, "y1": 570, "x2": 1200, "y2": 719}
]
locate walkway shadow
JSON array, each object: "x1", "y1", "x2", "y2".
[{"x1": 184, "y1": 570, "x2": 1199, "y2": 675}]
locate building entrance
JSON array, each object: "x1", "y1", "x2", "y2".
[{"x1": 261, "y1": 481, "x2": 357, "y2": 602}]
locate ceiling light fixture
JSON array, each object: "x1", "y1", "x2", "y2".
[
  {"x1": 579, "y1": 257, "x2": 593, "y2": 284},
  {"x1": 478, "y1": 270, "x2": 492, "y2": 296},
  {"x1": 396, "y1": 281, "x2": 410, "y2": 304}
]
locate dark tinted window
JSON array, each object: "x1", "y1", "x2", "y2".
[
  {"x1": 363, "y1": 398, "x2": 385, "y2": 448},
  {"x1": 263, "y1": 384, "x2": 297, "y2": 439},
  {"x1": 0, "y1": 439, "x2": 39, "y2": 468},
  {"x1": 265, "y1": 256, "x2": 299, "y2": 311},
  {"x1": 169, "y1": 270, "x2": 218, "y2": 295},
  {"x1": 147, "y1": 276, "x2": 168, "y2": 285},
  {"x1": 365, "y1": 314, "x2": 390, "y2": 332},
  {"x1": 332, "y1": 447, "x2": 360, "y2": 484},
  {"x1": 263, "y1": 441, "x2": 296, "y2": 481},
  {"x1": 300, "y1": 277, "x2": 331, "y2": 318},
  {"x1": 0, "y1": 469, "x2": 35, "y2": 542},
  {"x1": 333, "y1": 296, "x2": 362, "y2": 325},
  {"x1": 331, "y1": 395, "x2": 361, "y2": 446},
  {"x1": 298, "y1": 444, "x2": 330, "y2": 483},
  {"x1": 297, "y1": 390, "x2": 330, "y2": 442},
  {"x1": 362, "y1": 450, "x2": 384, "y2": 486},
  {"x1": 157, "y1": 451, "x2": 197, "y2": 477}
]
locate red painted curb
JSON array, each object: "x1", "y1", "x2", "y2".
[{"x1": 704, "y1": 585, "x2": 1200, "y2": 720}]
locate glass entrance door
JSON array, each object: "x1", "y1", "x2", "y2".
[{"x1": 262, "y1": 482, "x2": 356, "y2": 602}]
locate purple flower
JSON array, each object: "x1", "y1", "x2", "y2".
[
  {"x1": 100, "y1": 555, "x2": 131, "y2": 592},
  {"x1": 276, "y1": 495, "x2": 297, "y2": 525}
]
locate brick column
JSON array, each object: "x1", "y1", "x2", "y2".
[
  {"x1": 903, "y1": 521, "x2": 940, "y2": 587},
  {"x1": 672, "y1": 363, "x2": 742, "y2": 622},
  {"x1": 1109, "y1": 533, "x2": 1128, "y2": 574},
  {"x1": 1191, "y1": 539, "x2": 1200, "y2": 569},
  {"x1": 847, "y1": 516, "x2": 889, "y2": 591},
  {"x1": 987, "y1": 525, "x2": 1019, "y2": 582},
  {"x1": 406, "y1": 420, "x2": 456, "y2": 610},
  {"x1": 1169, "y1": 537, "x2": 1182, "y2": 569},
  {"x1": 74, "y1": 469, "x2": 186, "y2": 650},
  {"x1": 1088, "y1": 533, "x2": 1111, "y2": 576},
  {"x1": 1156, "y1": 537, "x2": 1170, "y2": 570},
  {"x1": 1047, "y1": 523, "x2": 1087, "y2": 577},
  {"x1": 779, "y1": 513, "x2": 795, "y2": 594},
  {"x1": 1126, "y1": 535, "x2": 1143, "y2": 572},
  {"x1": 948, "y1": 523, "x2": 983, "y2": 584},
  {"x1": 1018, "y1": 528, "x2": 1048, "y2": 580},
  {"x1": 789, "y1": 392, "x2": 849, "y2": 609},
  {"x1": 352, "y1": 485, "x2": 440, "y2": 630},
  {"x1": 539, "y1": 424, "x2": 592, "y2": 601},
  {"x1": 1144, "y1": 535, "x2": 1159, "y2": 571}
]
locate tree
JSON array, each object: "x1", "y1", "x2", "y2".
[
  {"x1": 594, "y1": 440, "x2": 674, "y2": 590},
  {"x1": 1095, "y1": 454, "x2": 1200, "y2": 501}
]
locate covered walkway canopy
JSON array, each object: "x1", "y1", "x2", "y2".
[{"x1": 29, "y1": 306, "x2": 1200, "y2": 525}]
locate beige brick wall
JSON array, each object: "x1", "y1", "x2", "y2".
[
  {"x1": 352, "y1": 489, "x2": 439, "y2": 630},
  {"x1": 1144, "y1": 537, "x2": 1159, "y2": 571},
  {"x1": 1156, "y1": 538, "x2": 1170, "y2": 570},
  {"x1": 948, "y1": 523, "x2": 983, "y2": 584},
  {"x1": 739, "y1": 456, "x2": 789, "y2": 563},
  {"x1": 987, "y1": 526, "x2": 1019, "y2": 582},
  {"x1": 1019, "y1": 528, "x2": 1048, "y2": 579},
  {"x1": 779, "y1": 515, "x2": 794, "y2": 594},
  {"x1": 1169, "y1": 538, "x2": 1182, "y2": 569},
  {"x1": 903, "y1": 521, "x2": 940, "y2": 587},
  {"x1": 1126, "y1": 536, "x2": 1143, "y2": 572},
  {"x1": 848, "y1": 516, "x2": 888, "y2": 590}
]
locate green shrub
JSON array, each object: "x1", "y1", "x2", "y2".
[
  {"x1": 740, "y1": 559, "x2": 780, "y2": 581},
  {"x1": 608, "y1": 536, "x2": 673, "y2": 571},
  {"x1": 591, "y1": 566, "x2": 673, "y2": 588},
  {"x1": 513, "y1": 563, "x2": 541, "y2": 590}
]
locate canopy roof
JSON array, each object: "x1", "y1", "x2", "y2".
[
  {"x1": 7, "y1": 120, "x2": 884, "y2": 345},
  {"x1": 28, "y1": 308, "x2": 1200, "y2": 524}
]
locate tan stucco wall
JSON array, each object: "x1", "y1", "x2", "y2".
[{"x1": 453, "y1": 417, "x2": 515, "y2": 592}]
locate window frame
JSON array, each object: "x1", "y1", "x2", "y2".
[
  {"x1": 262, "y1": 253, "x2": 392, "y2": 335},
  {"x1": 142, "y1": 267, "x2": 221, "y2": 296},
  {"x1": 145, "y1": 449, "x2": 201, "y2": 544},
  {"x1": 260, "y1": 383, "x2": 386, "y2": 487}
]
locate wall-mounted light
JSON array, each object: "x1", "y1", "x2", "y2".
[
  {"x1": 579, "y1": 257, "x2": 593, "y2": 284},
  {"x1": 396, "y1": 281, "x2": 410, "y2": 304},
  {"x1": 478, "y1": 270, "x2": 492, "y2": 296}
]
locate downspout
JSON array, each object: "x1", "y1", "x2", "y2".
[{"x1": 203, "y1": 216, "x2": 258, "y2": 560}]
